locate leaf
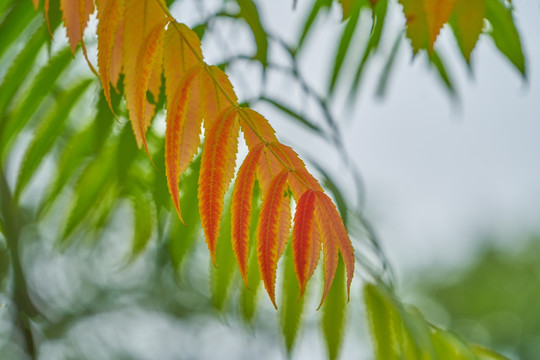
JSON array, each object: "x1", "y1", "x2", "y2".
[
  {"x1": 364, "y1": 283, "x2": 398, "y2": 360},
  {"x1": 168, "y1": 154, "x2": 202, "y2": 270},
  {"x1": 0, "y1": 0, "x2": 35, "y2": 60},
  {"x1": 130, "y1": 192, "x2": 155, "y2": 258},
  {"x1": 258, "y1": 97, "x2": 323, "y2": 135},
  {"x1": 297, "y1": 0, "x2": 332, "y2": 50},
  {"x1": 375, "y1": 31, "x2": 403, "y2": 97},
  {"x1": 280, "y1": 240, "x2": 306, "y2": 354},
  {"x1": 96, "y1": 0, "x2": 125, "y2": 111},
  {"x1": 399, "y1": 0, "x2": 429, "y2": 54},
  {"x1": 275, "y1": 191, "x2": 292, "y2": 260},
  {"x1": 314, "y1": 191, "x2": 354, "y2": 306},
  {"x1": 14, "y1": 80, "x2": 93, "y2": 201},
  {"x1": 471, "y1": 344, "x2": 510, "y2": 360},
  {"x1": 165, "y1": 66, "x2": 202, "y2": 223},
  {"x1": 321, "y1": 257, "x2": 347, "y2": 360},
  {"x1": 232, "y1": 143, "x2": 264, "y2": 285},
  {"x1": 257, "y1": 170, "x2": 289, "y2": 308},
  {"x1": 60, "y1": 0, "x2": 94, "y2": 53},
  {"x1": 237, "y1": 0, "x2": 268, "y2": 67},
  {"x1": 122, "y1": 0, "x2": 167, "y2": 147},
  {"x1": 430, "y1": 50, "x2": 457, "y2": 98},
  {"x1": 200, "y1": 66, "x2": 238, "y2": 129},
  {"x1": 449, "y1": 0, "x2": 485, "y2": 63},
  {"x1": 329, "y1": 1, "x2": 363, "y2": 94},
  {"x1": 240, "y1": 181, "x2": 262, "y2": 323},
  {"x1": 211, "y1": 190, "x2": 237, "y2": 311},
  {"x1": 0, "y1": 24, "x2": 47, "y2": 117},
  {"x1": 133, "y1": 16, "x2": 168, "y2": 150},
  {"x1": 485, "y1": 0, "x2": 526, "y2": 76},
  {"x1": 199, "y1": 106, "x2": 239, "y2": 264},
  {"x1": 0, "y1": 47, "x2": 72, "y2": 160},
  {"x1": 292, "y1": 189, "x2": 317, "y2": 296},
  {"x1": 163, "y1": 21, "x2": 203, "y2": 111},
  {"x1": 423, "y1": 0, "x2": 456, "y2": 52}
]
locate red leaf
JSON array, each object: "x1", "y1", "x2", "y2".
[
  {"x1": 199, "y1": 106, "x2": 239, "y2": 264},
  {"x1": 231, "y1": 143, "x2": 264, "y2": 285},
  {"x1": 238, "y1": 108, "x2": 278, "y2": 149},
  {"x1": 292, "y1": 189, "x2": 317, "y2": 296},
  {"x1": 257, "y1": 170, "x2": 289, "y2": 308}
]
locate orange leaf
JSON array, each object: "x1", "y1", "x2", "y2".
[
  {"x1": 122, "y1": 0, "x2": 167, "y2": 148},
  {"x1": 315, "y1": 192, "x2": 354, "y2": 306},
  {"x1": 238, "y1": 108, "x2": 278, "y2": 149},
  {"x1": 165, "y1": 66, "x2": 202, "y2": 224},
  {"x1": 200, "y1": 66, "x2": 238, "y2": 129},
  {"x1": 97, "y1": 0, "x2": 125, "y2": 112},
  {"x1": 32, "y1": 0, "x2": 39, "y2": 10},
  {"x1": 231, "y1": 143, "x2": 264, "y2": 285},
  {"x1": 423, "y1": 0, "x2": 456, "y2": 51},
  {"x1": 109, "y1": 18, "x2": 124, "y2": 91},
  {"x1": 257, "y1": 170, "x2": 290, "y2": 308},
  {"x1": 61, "y1": 0, "x2": 93, "y2": 54},
  {"x1": 292, "y1": 189, "x2": 317, "y2": 296},
  {"x1": 256, "y1": 145, "x2": 282, "y2": 198},
  {"x1": 309, "y1": 217, "x2": 322, "y2": 282},
  {"x1": 134, "y1": 18, "x2": 168, "y2": 147},
  {"x1": 163, "y1": 22, "x2": 203, "y2": 109},
  {"x1": 199, "y1": 106, "x2": 239, "y2": 264}
]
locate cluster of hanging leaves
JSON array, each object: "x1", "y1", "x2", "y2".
[
  {"x1": 31, "y1": 0, "x2": 355, "y2": 309},
  {"x1": 304, "y1": 0, "x2": 525, "y2": 100}
]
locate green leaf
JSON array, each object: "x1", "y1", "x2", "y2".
[
  {"x1": 210, "y1": 189, "x2": 237, "y2": 311},
  {"x1": 471, "y1": 344, "x2": 510, "y2": 360},
  {"x1": 297, "y1": 0, "x2": 332, "y2": 51},
  {"x1": 328, "y1": 0, "x2": 365, "y2": 95},
  {"x1": 14, "y1": 79, "x2": 93, "y2": 201},
  {"x1": 260, "y1": 97, "x2": 323, "y2": 135},
  {"x1": 168, "y1": 154, "x2": 202, "y2": 269},
  {"x1": 431, "y1": 327, "x2": 478, "y2": 360},
  {"x1": 322, "y1": 257, "x2": 347, "y2": 360},
  {"x1": 280, "y1": 239, "x2": 306, "y2": 354},
  {"x1": 62, "y1": 142, "x2": 118, "y2": 241},
  {"x1": 0, "y1": 47, "x2": 73, "y2": 160},
  {"x1": 0, "y1": 23, "x2": 47, "y2": 116},
  {"x1": 449, "y1": 0, "x2": 485, "y2": 63},
  {"x1": 130, "y1": 192, "x2": 155, "y2": 258},
  {"x1": 350, "y1": 0, "x2": 388, "y2": 98},
  {"x1": 240, "y1": 182, "x2": 262, "y2": 323},
  {"x1": 364, "y1": 283, "x2": 398, "y2": 359},
  {"x1": 237, "y1": 0, "x2": 268, "y2": 67},
  {"x1": 485, "y1": 0, "x2": 526, "y2": 76},
  {"x1": 0, "y1": 0, "x2": 36, "y2": 61},
  {"x1": 430, "y1": 50, "x2": 457, "y2": 99},
  {"x1": 375, "y1": 32, "x2": 403, "y2": 98}
]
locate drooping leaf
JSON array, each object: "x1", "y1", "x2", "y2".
[
  {"x1": 449, "y1": 0, "x2": 485, "y2": 63},
  {"x1": 321, "y1": 257, "x2": 347, "y2": 360},
  {"x1": 257, "y1": 170, "x2": 289, "y2": 308},
  {"x1": 60, "y1": 0, "x2": 93, "y2": 53},
  {"x1": 0, "y1": 47, "x2": 72, "y2": 160},
  {"x1": 364, "y1": 283, "x2": 398, "y2": 360},
  {"x1": 423, "y1": 0, "x2": 456, "y2": 51},
  {"x1": 232, "y1": 143, "x2": 264, "y2": 285},
  {"x1": 168, "y1": 154, "x2": 202, "y2": 270},
  {"x1": 430, "y1": 50, "x2": 457, "y2": 98},
  {"x1": 375, "y1": 31, "x2": 403, "y2": 97},
  {"x1": 399, "y1": 0, "x2": 429, "y2": 54},
  {"x1": 239, "y1": 181, "x2": 262, "y2": 323},
  {"x1": 280, "y1": 240, "x2": 306, "y2": 354},
  {"x1": 211, "y1": 190, "x2": 237, "y2": 311},
  {"x1": 259, "y1": 97, "x2": 323, "y2": 135},
  {"x1": 200, "y1": 66, "x2": 238, "y2": 129},
  {"x1": 163, "y1": 21, "x2": 203, "y2": 109},
  {"x1": 485, "y1": 0, "x2": 526, "y2": 76},
  {"x1": 314, "y1": 191, "x2": 354, "y2": 306},
  {"x1": 14, "y1": 79, "x2": 93, "y2": 201},
  {"x1": 96, "y1": 0, "x2": 125, "y2": 111},
  {"x1": 275, "y1": 191, "x2": 292, "y2": 260},
  {"x1": 130, "y1": 192, "x2": 155, "y2": 258},
  {"x1": 122, "y1": 0, "x2": 167, "y2": 148},
  {"x1": 297, "y1": 0, "x2": 332, "y2": 50},
  {"x1": 237, "y1": 0, "x2": 268, "y2": 67},
  {"x1": 199, "y1": 106, "x2": 239, "y2": 264},
  {"x1": 292, "y1": 189, "x2": 317, "y2": 296},
  {"x1": 0, "y1": 0, "x2": 36, "y2": 60},
  {"x1": 329, "y1": 1, "x2": 363, "y2": 94},
  {"x1": 165, "y1": 66, "x2": 202, "y2": 223}
]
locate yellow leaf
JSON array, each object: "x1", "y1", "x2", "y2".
[
  {"x1": 450, "y1": 0, "x2": 485, "y2": 62},
  {"x1": 423, "y1": 0, "x2": 456, "y2": 51}
]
